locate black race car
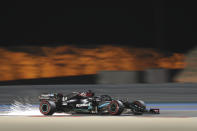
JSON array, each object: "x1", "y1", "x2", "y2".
[{"x1": 39, "y1": 90, "x2": 160, "y2": 115}]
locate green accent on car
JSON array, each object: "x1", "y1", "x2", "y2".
[{"x1": 41, "y1": 104, "x2": 48, "y2": 112}]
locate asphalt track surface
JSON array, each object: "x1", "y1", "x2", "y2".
[
  {"x1": 0, "y1": 105, "x2": 197, "y2": 131},
  {"x1": 1, "y1": 105, "x2": 197, "y2": 131},
  {"x1": 1, "y1": 103, "x2": 197, "y2": 131}
]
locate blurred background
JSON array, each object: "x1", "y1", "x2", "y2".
[{"x1": 0, "y1": 1, "x2": 196, "y2": 85}]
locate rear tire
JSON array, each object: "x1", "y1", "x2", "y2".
[
  {"x1": 39, "y1": 101, "x2": 56, "y2": 115},
  {"x1": 108, "y1": 100, "x2": 124, "y2": 115}
]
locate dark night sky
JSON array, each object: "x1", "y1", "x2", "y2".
[{"x1": 0, "y1": 1, "x2": 196, "y2": 52}]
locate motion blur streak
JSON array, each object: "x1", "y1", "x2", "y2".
[{"x1": 0, "y1": 45, "x2": 185, "y2": 81}]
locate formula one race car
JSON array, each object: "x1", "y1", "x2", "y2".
[{"x1": 39, "y1": 90, "x2": 160, "y2": 115}]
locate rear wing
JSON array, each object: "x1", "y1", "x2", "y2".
[{"x1": 39, "y1": 93, "x2": 57, "y2": 101}]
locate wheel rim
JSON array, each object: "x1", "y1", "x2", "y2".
[
  {"x1": 41, "y1": 104, "x2": 48, "y2": 112},
  {"x1": 108, "y1": 101, "x2": 119, "y2": 115},
  {"x1": 135, "y1": 102, "x2": 145, "y2": 110},
  {"x1": 40, "y1": 101, "x2": 51, "y2": 114},
  {"x1": 110, "y1": 103, "x2": 117, "y2": 112}
]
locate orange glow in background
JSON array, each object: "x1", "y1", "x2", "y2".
[{"x1": 0, "y1": 45, "x2": 186, "y2": 81}]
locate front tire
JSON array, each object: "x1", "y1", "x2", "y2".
[
  {"x1": 131, "y1": 100, "x2": 146, "y2": 115},
  {"x1": 39, "y1": 101, "x2": 56, "y2": 115}
]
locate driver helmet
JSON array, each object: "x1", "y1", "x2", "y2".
[{"x1": 86, "y1": 90, "x2": 94, "y2": 97}]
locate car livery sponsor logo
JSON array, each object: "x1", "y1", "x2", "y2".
[
  {"x1": 76, "y1": 103, "x2": 91, "y2": 107},
  {"x1": 62, "y1": 97, "x2": 67, "y2": 101}
]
